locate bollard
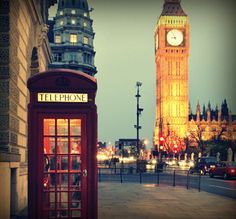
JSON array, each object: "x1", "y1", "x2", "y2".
[
  {"x1": 98, "y1": 168, "x2": 101, "y2": 182},
  {"x1": 186, "y1": 170, "x2": 189, "y2": 190},
  {"x1": 173, "y1": 169, "x2": 176, "y2": 187},
  {"x1": 139, "y1": 171, "x2": 142, "y2": 184},
  {"x1": 198, "y1": 172, "x2": 201, "y2": 192},
  {"x1": 156, "y1": 171, "x2": 160, "y2": 185},
  {"x1": 120, "y1": 168, "x2": 123, "y2": 183}
]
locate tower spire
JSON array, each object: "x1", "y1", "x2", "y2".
[
  {"x1": 165, "y1": 0, "x2": 180, "y2": 2},
  {"x1": 162, "y1": 0, "x2": 186, "y2": 16}
]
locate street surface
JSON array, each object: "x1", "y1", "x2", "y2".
[{"x1": 98, "y1": 166, "x2": 236, "y2": 200}]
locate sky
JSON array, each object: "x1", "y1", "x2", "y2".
[{"x1": 50, "y1": 0, "x2": 236, "y2": 147}]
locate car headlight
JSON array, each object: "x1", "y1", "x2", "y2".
[{"x1": 151, "y1": 159, "x2": 157, "y2": 165}]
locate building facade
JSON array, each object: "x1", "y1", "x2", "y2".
[
  {"x1": 115, "y1": 139, "x2": 147, "y2": 158},
  {"x1": 153, "y1": 0, "x2": 236, "y2": 154},
  {"x1": 0, "y1": 0, "x2": 55, "y2": 218},
  {"x1": 154, "y1": 0, "x2": 190, "y2": 148},
  {"x1": 189, "y1": 100, "x2": 236, "y2": 145},
  {"x1": 48, "y1": 0, "x2": 97, "y2": 76}
]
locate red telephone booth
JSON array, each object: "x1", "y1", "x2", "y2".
[{"x1": 27, "y1": 69, "x2": 97, "y2": 219}]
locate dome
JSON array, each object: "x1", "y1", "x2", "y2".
[{"x1": 58, "y1": 0, "x2": 89, "y2": 11}]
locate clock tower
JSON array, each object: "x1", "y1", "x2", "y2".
[{"x1": 154, "y1": 0, "x2": 190, "y2": 149}]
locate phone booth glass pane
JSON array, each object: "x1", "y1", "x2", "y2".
[{"x1": 43, "y1": 118, "x2": 83, "y2": 219}]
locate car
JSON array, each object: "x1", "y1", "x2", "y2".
[
  {"x1": 209, "y1": 161, "x2": 236, "y2": 179},
  {"x1": 189, "y1": 156, "x2": 217, "y2": 175},
  {"x1": 178, "y1": 159, "x2": 195, "y2": 168},
  {"x1": 145, "y1": 159, "x2": 157, "y2": 170},
  {"x1": 165, "y1": 157, "x2": 178, "y2": 167}
]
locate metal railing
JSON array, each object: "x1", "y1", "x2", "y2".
[{"x1": 98, "y1": 167, "x2": 202, "y2": 191}]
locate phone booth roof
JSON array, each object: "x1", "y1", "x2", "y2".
[{"x1": 27, "y1": 69, "x2": 97, "y2": 93}]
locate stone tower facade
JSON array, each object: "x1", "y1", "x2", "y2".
[
  {"x1": 0, "y1": 0, "x2": 55, "y2": 218},
  {"x1": 48, "y1": 0, "x2": 97, "y2": 76},
  {"x1": 154, "y1": 0, "x2": 190, "y2": 148}
]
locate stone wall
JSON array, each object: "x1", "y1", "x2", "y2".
[{"x1": 0, "y1": 0, "x2": 52, "y2": 218}]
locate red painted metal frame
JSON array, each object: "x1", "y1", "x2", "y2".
[
  {"x1": 27, "y1": 69, "x2": 97, "y2": 219},
  {"x1": 39, "y1": 114, "x2": 86, "y2": 219}
]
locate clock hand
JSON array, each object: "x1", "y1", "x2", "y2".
[{"x1": 171, "y1": 31, "x2": 175, "y2": 38}]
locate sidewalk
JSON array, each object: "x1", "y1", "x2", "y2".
[{"x1": 98, "y1": 182, "x2": 236, "y2": 219}]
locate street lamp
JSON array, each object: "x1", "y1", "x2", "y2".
[{"x1": 134, "y1": 82, "x2": 143, "y2": 157}]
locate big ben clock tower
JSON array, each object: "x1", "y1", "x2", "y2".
[{"x1": 154, "y1": 0, "x2": 190, "y2": 149}]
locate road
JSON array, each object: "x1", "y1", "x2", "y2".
[
  {"x1": 200, "y1": 175, "x2": 236, "y2": 199},
  {"x1": 98, "y1": 166, "x2": 236, "y2": 199}
]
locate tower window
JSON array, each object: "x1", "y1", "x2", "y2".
[
  {"x1": 84, "y1": 12, "x2": 88, "y2": 17},
  {"x1": 59, "y1": 11, "x2": 63, "y2": 16},
  {"x1": 69, "y1": 53, "x2": 77, "y2": 63},
  {"x1": 54, "y1": 53, "x2": 62, "y2": 62},
  {"x1": 71, "y1": 9, "x2": 76, "y2": 14},
  {"x1": 83, "y1": 22, "x2": 87, "y2": 27},
  {"x1": 71, "y1": 19, "x2": 76, "y2": 24},
  {"x1": 83, "y1": 36, "x2": 89, "y2": 44},
  {"x1": 60, "y1": 20, "x2": 64, "y2": 25},
  {"x1": 83, "y1": 53, "x2": 91, "y2": 64},
  {"x1": 70, "y1": 34, "x2": 77, "y2": 44},
  {"x1": 55, "y1": 35, "x2": 61, "y2": 44}
]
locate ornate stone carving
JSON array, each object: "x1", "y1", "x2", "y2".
[{"x1": 37, "y1": 23, "x2": 49, "y2": 48}]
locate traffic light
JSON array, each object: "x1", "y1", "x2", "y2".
[
  {"x1": 174, "y1": 144, "x2": 178, "y2": 153},
  {"x1": 159, "y1": 136, "x2": 165, "y2": 147}
]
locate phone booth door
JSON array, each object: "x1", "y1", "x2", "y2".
[{"x1": 41, "y1": 116, "x2": 86, "y2": 219}]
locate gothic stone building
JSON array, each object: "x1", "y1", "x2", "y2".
[
  {"x1": 153, "y1": 0, "x2": 236, "y2": 154},
  {"x1": 0, "y1": 0, "x2": 56, "y2": 218},
  {"x1": 188, "y1": 100, "x2": 236, "y2": 146}
]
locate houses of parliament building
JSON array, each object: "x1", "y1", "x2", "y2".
[{"x1": 153, "y1": 0, "x2": 236, "y2": 152}]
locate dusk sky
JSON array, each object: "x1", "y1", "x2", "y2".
[{"x1": 50, "y1": 0, "x2": 236, "y2": 147}]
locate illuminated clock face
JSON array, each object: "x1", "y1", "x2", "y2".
[
  {"x1": 155, "y1": 34, "x2": 159, "y2": 50},
  {"x1": 167, "y1": 29, "x2": 184, "y2": 46}
]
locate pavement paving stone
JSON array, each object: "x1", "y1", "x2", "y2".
[{"x1": 98, "y1": 182, "x2": 236, "y2": 219}]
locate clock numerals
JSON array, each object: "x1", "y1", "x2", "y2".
[{"x1": 167, "y1": 29, "x2": 184, "y2": 46}]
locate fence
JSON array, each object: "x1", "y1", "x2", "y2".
[{"x1": 98, "y1": 167, "x2": 202, "y2": 191}]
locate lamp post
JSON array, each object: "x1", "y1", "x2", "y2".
[{"x1": 134, "y1": 82, "x2": 143, "y2": 157}]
